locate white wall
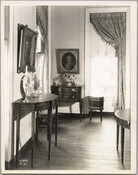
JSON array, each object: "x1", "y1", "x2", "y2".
[
  {"x1": 51, "y1": 6, "x2": 85, "y2": 85},
  {"x1": 5, "y1": 6, "x2": 36, "y2": 162},
  {"x1": 51, "y1": 6, "x2": 85, "y2": 113}
]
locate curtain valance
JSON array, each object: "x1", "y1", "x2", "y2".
[{"x1": 90, "y1": 12, "x2": 126, "y2": 49}]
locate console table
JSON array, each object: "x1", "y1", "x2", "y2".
[
  {"x1": 12, "y1": 93, "x2": 58, "y2": 168},
  {"x1": 51, "y1": 85, "x2": 82, "y2": 121},
  {"x1": 115, "y1": 109, "x2": 130, "y2": 164}
]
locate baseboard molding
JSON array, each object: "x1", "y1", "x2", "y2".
[
  {"x1": 102, "y1": 111, "x2": 114, "y2": 116},
  {"x1": 5, "y1": 136, "x2": 33, "y2": 169},
  {"x1": 58, "y1": 112, "x2": 114, "y2": 117}
]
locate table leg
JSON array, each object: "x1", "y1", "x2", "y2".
[
  {"x1": 117, "y1": 124, "x2": 119, "y2": 150},
  {"x1": 47, "y1": 114, "x2": 49, "y2": 141},
  {"x1": 55, "y1": 104, "x2": 58, "y2": 146},
  {"x1": 36, "y1": 111, "x2": 39, "y2": 140},
  {"x1": 69, "y1": 105, "x2": 72, "y2": 113},
  {"x1": 79, "y1": 99, "x2": 82, "y2": 122},
  {"x1": 121, "y1": 127, "x2": 125, "y2": 164},
  {"x1": 52, "y1": 115, "x2": 54, "y2": 134},
  {"x1": 100, "y1": 109, "x2": 102, "y2": 122},
  {"x1": 48, "y1": 102, "x2": 52, "y2": 161},
  {"x1": 12, "y1": 106, "x2": 15, "y2": 167},
  {"x1": 16, "y1": 111, "x2": 20, "y2": 168},
  {"x1": 31, "y1": 110, "x2": 35, "y2": 169},
  {"x1": 69, "y1": 105, "x2": 72, "y2": 118}
]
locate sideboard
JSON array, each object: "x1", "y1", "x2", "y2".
[{"x1": 51, "y1": 85, "x2": 82, "y2": 121}]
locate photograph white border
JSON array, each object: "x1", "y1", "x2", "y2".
[{"x1": 0, "y1": 1, "x2": 137, "y2": 174}]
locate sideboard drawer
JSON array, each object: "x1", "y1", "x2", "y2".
[
  {"x1": 51, "y1": 85, "x2": 82, "y2": 103},
  {"x1": 59, "y1": 92, "x2": 80, "y2": 101},
  {"x1": 61, "y1": 87, "x2": 81, "y2": 93},
  {"x1": 69, "y1": 93, "x2": 81, "y2": 101}
]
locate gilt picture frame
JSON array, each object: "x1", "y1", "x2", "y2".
[
  {"x1": 17, "y1": 24, "x2": 38, "y2": 73},
  {"x1": 56, "y1": 49, "x2": 79, "y2": 74}
]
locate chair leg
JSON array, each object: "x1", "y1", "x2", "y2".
[
  {"x1": 100, "y1": 110, "x2": 102, "y2": 122},
  {"x1": 117, "y1": 124, "x2": 119, "y2": 150},
  {"x1": 52, "y1": 117, "x2": 54, "y2": 134},
  {"x1": 36, "y1": 111, "x2": 39, "y2": 140},
  {"x1": 90, "y1": 110, "x2": 92, "y2": 121}
]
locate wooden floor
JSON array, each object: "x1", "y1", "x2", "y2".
[{"x1": 12, "y1": 114, "x2": 131, "y2": 170}]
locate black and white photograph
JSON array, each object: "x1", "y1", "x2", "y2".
[{"x1": 0, "y1": 1, "x2": 137, "y2": 174}]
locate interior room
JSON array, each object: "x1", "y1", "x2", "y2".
[{"x1": 1, "y1": 1, "x2": 137, "y2": 174}]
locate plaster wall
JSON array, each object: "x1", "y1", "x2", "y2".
[
  {"x1": 51, "y1": 6, "x2": 85, "y2": 113},
  {"x1": 5, "y1": 6, "x2": 36, "y2": 161}
]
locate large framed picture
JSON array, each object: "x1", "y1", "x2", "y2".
[
  {"x1": 56, "y1": 49, "x2": 79, "y2": 74},
  {"x1": 17, "y1": 24, "x2": 38, "y2": 73}
]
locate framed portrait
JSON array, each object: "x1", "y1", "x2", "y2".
[
  {"x1": 17, "y1": 24, "x2": 38, "y2": 73},
  {"x1": 56, "y1": 49, "x2": 79, "y2": 74}
]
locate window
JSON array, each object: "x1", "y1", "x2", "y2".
[
  {"x1": 90, "y1": 57, "x2": 118, "y2": 112},
  {"x1": 35, "y1": 25, "x2": 48, "y2": 93},
  {"x1": 85, "y1": 9, "x2": 118, "y2": 112}
]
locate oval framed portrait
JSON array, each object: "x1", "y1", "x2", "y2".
[{"x1": 56, "y1": 49, "x2": 79, "y2": 74}]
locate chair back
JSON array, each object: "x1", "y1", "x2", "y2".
[{"x1": 89, "y1": 97, "x2": 104, "y2": 110}]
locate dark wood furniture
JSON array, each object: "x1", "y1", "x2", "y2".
[
  {"x1": 115, "y1": 109, "x2": 130, "y2": 164},
  {"x1": 38, "y1": 110, "x2": 56, "y2": 134},
  {"x1": 12, "y1": 93, "x2": 58, "y2": 169},
  {"x1": 88, "y1": 97, "x2": 104, "y2": 122},
  {"x1": 51, "y1": 85, "x2": 82, "y2": 121}
]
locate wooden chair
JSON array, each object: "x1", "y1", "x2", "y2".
[
  {"x1": 36, "y1": 109, "x2": 56, "y2": 140},
  {"x1": 88, "y1": 97, "x2": 104, "y2": 122}
]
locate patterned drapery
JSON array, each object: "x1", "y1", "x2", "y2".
[
  {"x1": 90, "y1": 12, "x2": 126, "y2": 109},
  {"x1": 36, "y1": 6, "x2": 49, "y2": 93}
]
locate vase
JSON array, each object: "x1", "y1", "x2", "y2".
[{"x1": 66, "y1": 82, "x2": 72, "y2": 86}]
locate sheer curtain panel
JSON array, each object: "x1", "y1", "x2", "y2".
[{"x1": 36, "y1": 6, "x2": 49, "y2": 93}]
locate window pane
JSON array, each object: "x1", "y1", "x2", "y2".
[{"x1": 90, "y1": 57, "x2": 118, "y2": 112}]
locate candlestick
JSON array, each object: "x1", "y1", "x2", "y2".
[
  {"x1": 25, "y1": 65, "x2": 28, "y2": 85},
  {"x1": 22, "y1": 65, "x2": 29, "y2": 103}
]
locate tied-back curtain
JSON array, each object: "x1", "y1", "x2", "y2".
[
  {"x1": 90, "y1": 12, "x2": 126, "y2": 109},
  {"x1": 36, "y1": 6, "x2": 49, "y2": 93}
]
